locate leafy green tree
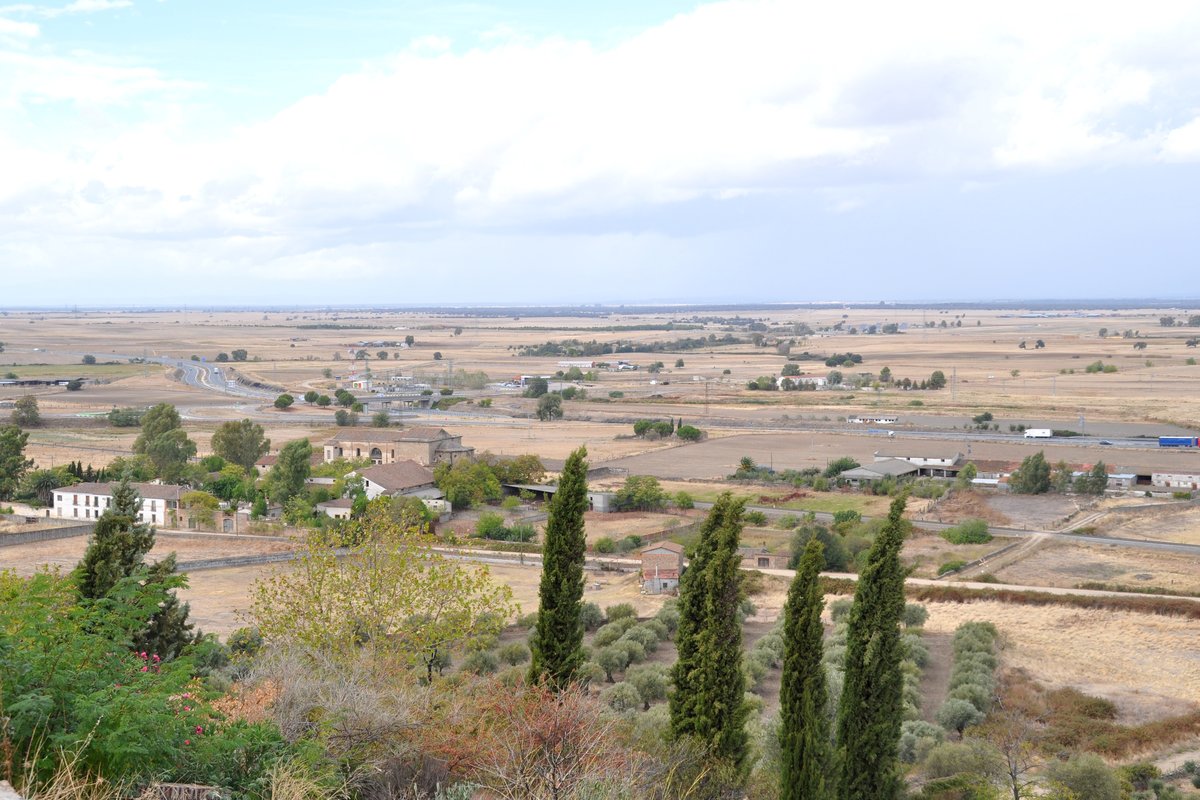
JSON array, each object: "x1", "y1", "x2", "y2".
[
  {"x1": 614, "y1": 474, "x2": 668, "y2": 511},
  {"x1": 835, "y1": 495, "x2": 909, "y2": 800},
  {"x1": 11, "y1": 395, "x2": 40, "y2": 427},
  {"x1": 524, "y1": 377, "x2": 549, "y2": 397},
  {"x1": 529, "y1": 446, "x2": 589, "y2": 689},
  {"x1": 405, "y1": 335, "x2": 415, "y2": 346},
  {"x1": 268, "y1": 438, "x2": 312, "y2": 503},
  {"x1": 211, "y1": 419, "x2": 270, "y2": 472},
  {"x1": 316, "y1": 394, "x2": 331, "y2": 407},
  {"x1": 20, "y1": 468, "x2": 68, "y2": 506},
  {"x1": 133, "y1": 403, "x2": 183, "y2": 451},
  {"x1": 0, "y1": 424, "x2": 33, "y2": 500},
  {"x1": 231, "y1": 349, "x2": 248, "y2": 361},
  {"x1": 434, "y1": 458, "x2": 502, "y2": 510},
  {"x1": 82, "y1": 354, "x2": 97, "y2": 365},
  {"x1": 216, "y1": 352, "x2": 229, "y2": 362},
  {"x1": 1073, "y1": 461, "x2": 1108, "y2": 495},
  {"x1": 142, "y1": 428, "x2": 197, "y2": 483},
  {"x1": 273, "y1": 393, "x2": 294, "y2": 409},
  {"x1": 536, "y1": 393, "x2": 563, "y2": 421},
  {"x1": 670, "y1": 494, "x2": 749, "y2": 770},
  {"x1": 303, "y1": 389, "x2": 319, "y2": 403},
  {"x1": 372, "y1": 410, "x2": 391, "y2": 427},
  {"x1": 1009, "y1": 451, "x2": 1051, "y2": 494},
  {"x1": 780, "y1": 537, "x2": 831, "y2": 800}
]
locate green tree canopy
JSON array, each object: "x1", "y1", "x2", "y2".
[
  {"x1": 11, "y1": 395, "x2": 40, "y2": 427},
  {"x1": 210, "y1": 418, "x2": 270, "y2": 472},
  {"x1": 268, "y1": 438, "x2": 312, "y2": 503},
  {"x1": 1009, "y1": 451, "x2": 1051, "y2": 494},
  {"x1": 780, "y1": 536, "x2": 830, "y2": 799},
  {"x1": 0, "y1": 424, "x2": 33, "y2": 500}
]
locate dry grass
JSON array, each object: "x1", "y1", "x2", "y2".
[{"x1": 989, "y1": 540, "x2": 1200, "y2": 595}]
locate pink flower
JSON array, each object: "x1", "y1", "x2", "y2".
[
  {"x1": 141, "y1": 666, "x2": 148, "y2": 672},
  {"x1": 195, "y1": 725, "x2": 203, "y2": 735},
  {"x1": 140, "y1": 652, "x2": 147, "y2": 659},
  {"x1": 183, "y1": 706, "x2": 192, "y2": 712},
  {"x1": 184, "y1": 739, "x2": 190, "y2": 746}
]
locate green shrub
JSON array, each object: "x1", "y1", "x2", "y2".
[
  {"x1": 621, "y1": 625, "x2": 659, "y2": 652},
  {"x1": 1046, "y1": 753, "x2": 1122, "y2": 800},
  {"x1": 941, "y1": 519, "x2": 992, "y2": 545},
  {"x1": 614, "y1": 638, "x2": 647, "y2": 665},
  {"x1": 461, "y1": 650, "x2": 500, "y2": 675},
  {"x1": 829, "y1": 597, "x2": 854, "y2": 622},
  {"x1": 593, "y1": 623, "x2": 626, "y2": 648},
  {"x1": 938, "y1": 559, "x2": 968, "y2": 576},
  {"x1": 776, "y1": 514, "x2": 800, "y2": 529},
  {"x1": 744, "y1": 510, "x2": 768, "y2": 526},
  {"x1": 226, "y1": 626, "x2": 264, "y2": 657},
  {"x1": 602, "y1": 681, "x2": 643, "y2": 713},
  {"x1": 937, "y1": 698, "x2": 984, "y2": 735},
  {"x1": 903, "y1": 603, "x2": 930, "y2": 628},
  {"x1": 498, "y1": 642, "x2": 530, "y2": 666},
  {"x1": 606, "y1": 603, "x2": 636, "y2": 621},
  {"x1": 594, "y1": 537, "x2": 616, "y2": 554},
  {"x1": 516, "y1": 611, "x2": 538, "y2": 629},
  {"x1": 576, "y1": 661, "x2": 606, "y2": 686},
  {"x1": 674, "y1": 491, "x2": 695, "y2": 509},
  {"x1": 579, "y1": 602, "x2": 605, "y2": 631},
  {"x1": 654, "y1": 604, "x2": 680, "y2": 633}
]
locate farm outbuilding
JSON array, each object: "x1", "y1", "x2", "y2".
[{"x1": 640, "y1": 541, "x2": 685, "y2": 594}]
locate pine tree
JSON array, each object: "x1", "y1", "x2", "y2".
[
  {"x1": 835, "y1": 495, "x2": 908, "y2": 800},
  {"x1": 75, "y1": 479, "x2": 155, "y2": 599},
  {"x1": 670, "y1": 493, "x2": 734, "y2": 739},
  {"x1": 669, "y1": 493, "x2": 749, "y2": 770},
  {"x1": 780, "y1": 537, "x2": 831, "y2": 800},
  {"x1": 133, "y1": 554, "x2": 196, "y2": 659},
  {"x1": 528, "y1": 446, "x2": 589, "y2": 689},
  {"x1": 75, "y1": 478, "x2": 196, "y2": 657}
]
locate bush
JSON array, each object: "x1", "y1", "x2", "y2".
[
  {"x1": 776, "y1": 513, "x2": 800, "y2": 529},
  {"x1": 676, "y1": 425, "x2": 703, "y2": 441},
  {"x1": 938, "y1": 559, "x2": 968, "y2": 576},
  {"x1": 643, "y1": 618, "x2": 670, "y2": 641},
  {"x1": 614, "y1": 638, "x2": 646, "y2": 665},
  {"x1": 1046, "y1": 753, "x2": 1123, "y2": 800},
  {"x1": 602, "y1": 681, "x2": 643, "y2": 713},
  {"x1": 606, "y1": 603, "x2": 636, "y2": 621},
  {"x1": 595, "y1": 645, "x2": 631, "y2": 681},
  {"x1": 937, "y1": 698, "x2": 984, "y2": 735},
  {"x1": 594, "y1": 537, "x2": 616, "y2": 554},
  {"x1": 655, "y1": 604, "x2": 680, "y2": 634},
  {"x1": 674, "y1": 491, "x2": 695, "y2": 509},
  {"x1": 226, "y1": 626, "x2": 264, "y2": 657},
  {"x1": 829, "y1": 597, "x2": 854, "y2": 622},
  {"x1": 744, "y1": 510, "x2": 768, "y2": 526},
  {"x1": 942, "y1": 519, "x2": 992, "y2": 545},
  {"x1": 593, "y1": 623, "x2": 626, "y2": 648},
  {"x1": 461, "y1": 649, "x2": 500, "y2": 675},
  {"x1": 516, "y1": 612, "x2": 538, "y2": 629},
  {"x1": 922, "y1": 740, "x2": 1001, "y2": 781},
  {"x1": 498, "y1": 642, "x2": 530, "y2": 666},
  {"x1": 903, "y1": 603, "x2": 930, "y2": 628},
  {"x1": 576, "y1": 661, "x2": 606, "y2": 686},
  {"x1": 621, "y1": 625, "x2": 659, "y2": 652},
  {"x1": 579, "y1": 602, "x2": 605, "y2": 631},
  {"x1": 898, "y1": 720, "x2": 945, "y2": 764}
]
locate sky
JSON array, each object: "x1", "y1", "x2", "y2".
[{"x1": 1, "y1": 0, "x2": 1200, "y2": 307}]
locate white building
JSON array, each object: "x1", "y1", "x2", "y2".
[
  {"x1": 52, "y1": 482, "x2": 184, "y2": 526},
  {"x1": 1152, "y1": 471, "x2": 1200, "y2": 491},
  {"x1": 355, "y1": 460, "x2": 441, "y2": 500}
]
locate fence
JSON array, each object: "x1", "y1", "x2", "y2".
[{"x1": 0, "y1": 519, "x2": 93, "y2": 547}]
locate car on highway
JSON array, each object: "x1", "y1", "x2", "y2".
[{"x1": 1099, "y1": 440, "x2": 1113, "y2": 445}]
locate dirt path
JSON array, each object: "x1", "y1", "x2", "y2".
[{"x1": 919, "y1": 631, "x2": 953, "y2": 723}]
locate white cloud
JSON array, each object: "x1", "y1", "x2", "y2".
[
  {"x1": 3, "y1": 0, "x2": 1200, "y2": 297},
  {"x1": 62, "y1": 0, "x2": 132, "y2": 11},
  {"x1": 0, "y1": 15, "x2": 38, "y2": 37}
]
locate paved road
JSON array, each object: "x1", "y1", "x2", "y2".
[{"x1": 693, "y1": 501, "x2": 1200, "y2": 557}]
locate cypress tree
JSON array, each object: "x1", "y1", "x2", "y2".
[
  {"x1": 670, "y1": 493, "x2": 749, "y2": 770},
  {"x1": 780, "y1": 537, "x2": 831, "y2": 800},
  {"x1": 834, "y1": 495, "x2": 909, "y2": 800},
  {"x1": 528, "y1": 446, "x2": 589, "y2": 689},
  {"x1": 669, "y1": 493, "x2": 734, "y2": 739}
]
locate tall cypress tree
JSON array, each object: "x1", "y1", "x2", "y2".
[
  {"x1": 669, "y1": 493, "x2": 733, "y2": 739},
  {"x1": 670, "y1": 493, "x2": 749, "y2": 770},
  {"x1": 780, "y1": 537, "x2": 830, "y2": 800},
  {"x1": 834, "y1": 495, "x2": 908, "y2": 800},
  {"x1": 694, "y1": 496, "x2": 749, "y2": 768},
  {"x1": 528, "y1": 446, "x2": 589, "y2": 689}
]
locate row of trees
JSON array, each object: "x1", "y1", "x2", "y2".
[{"x1": 1010, "y1": 452, "x2": 1109, "y2": 495}]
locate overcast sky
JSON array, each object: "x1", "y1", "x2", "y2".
[{"x1": 2, "y1": 0, "x2": 1199, "y2": 306}]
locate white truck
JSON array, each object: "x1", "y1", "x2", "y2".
[{"x1": 1024, "y1": 428, "x2": 1052, "y2": 439}]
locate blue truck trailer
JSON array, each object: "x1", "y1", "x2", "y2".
[{"x1": 1159, "y1": 436, "x2": 1200, "y2": 447}]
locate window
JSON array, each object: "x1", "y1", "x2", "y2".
[
  {"x1": 151, "y1": 500, "x2": 157, "y2": 511},
  {"x1": 73, "y1": 509, "x2": 78, "y2": 518},
  {"x1": 151, "y1": 514, "x2": 157, "y2": 524},
  {"x1": 73, "y1": 495, "x2": 78, "y2": 505},
  {"x1": 757, "y1": 557, "x2": 770, "y2": 568}
]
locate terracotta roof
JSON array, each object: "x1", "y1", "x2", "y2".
[{"x1": 358, "y1": 460, "x2": 435, "y2": 491}]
